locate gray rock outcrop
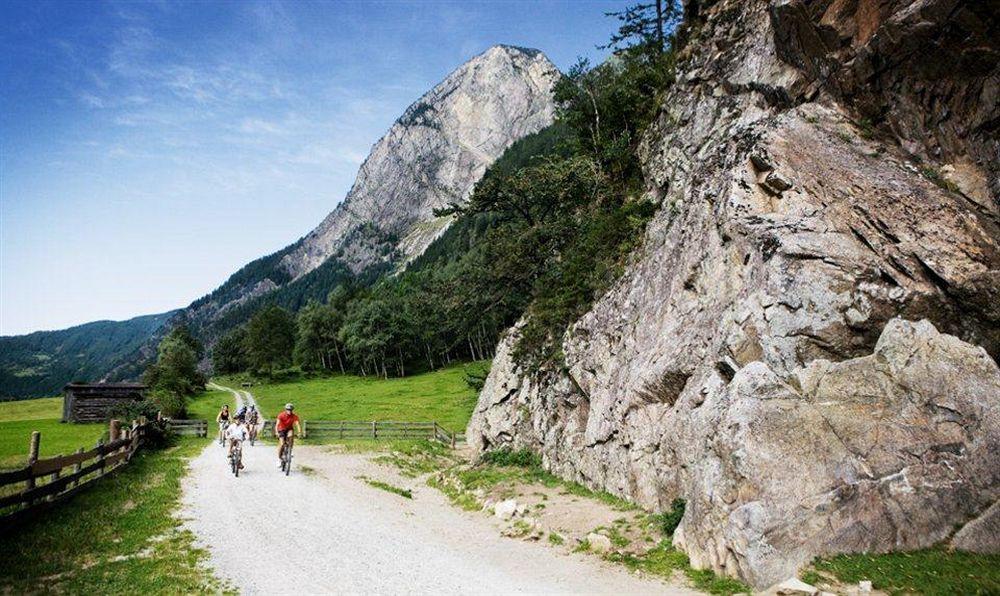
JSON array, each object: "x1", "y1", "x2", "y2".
[
  {"x1": 280, "y1": 45, "x2": 559, "y2": 277},
  {"x1": 468, "y1": 0, "x2": 1000, "y2": 588}
]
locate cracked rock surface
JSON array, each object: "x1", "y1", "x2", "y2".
[{"x1": 468, "y1": 0, "x2": 1000, "y2": 588}]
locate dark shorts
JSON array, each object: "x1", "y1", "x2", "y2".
[{"x1": 277, "y1": 428, "x2": 292, "y2": 439}]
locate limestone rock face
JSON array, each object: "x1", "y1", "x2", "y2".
[
  {"x1": 468, "y1": 0, "x2": 1000, "y2": 588},
  {"x1": 280, "y1": 45, "x2": 559, "y2": 277}
]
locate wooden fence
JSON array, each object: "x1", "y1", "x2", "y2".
[
  {"x1": 297, "y1": 420, "x2": 462, "y2": 447},
  {"x1": 164, "y1": 418, "x2": 208, "y2": 437},
  {"x1": 0, "y1": 418, "x2": 155, "y2": 529}
]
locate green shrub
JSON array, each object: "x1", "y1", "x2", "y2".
[{"x1": 653, "y1": 498, "x2": 686, "y2": 537}]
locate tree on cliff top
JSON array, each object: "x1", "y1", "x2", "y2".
[{"x1": 603, "y1": 0, "x2": 682, "y2": 55}]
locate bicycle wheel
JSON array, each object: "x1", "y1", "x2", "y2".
[
  {"x1": 235, "y1": 451, "x2": 240, "y2": 477},
  {"x1": 284, "y1": 451, "x2": 291, "y2": 476}
]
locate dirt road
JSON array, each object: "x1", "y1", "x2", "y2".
[{"x1": 180, "y1": 438, "x2": 695, "y2": 595}]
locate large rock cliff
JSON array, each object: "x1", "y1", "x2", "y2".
[
  {"x1": 468, "y1": 0, "x2": 1000, "y2": 588},
  {"x1": 280, "y1": 45, "x2": 559, "y2": 278}
]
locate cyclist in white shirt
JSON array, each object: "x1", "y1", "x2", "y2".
[{"x1": 225, "y1": 419, "x2": 249, "y2": 468}]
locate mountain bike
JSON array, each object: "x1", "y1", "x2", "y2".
[
  {"x1": 248, "y1": 419, "x2": 258, "y2": 446},
  {"x1": 218, "y1": 422, "x2": 227, "y2": 446},
  {"x1": 279, "y1": 434, "x2": 294, "y2": 476},
  {"x1": 229, "y1": 440, "x2": 243, "y2": 477}
]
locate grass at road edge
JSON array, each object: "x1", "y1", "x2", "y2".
[
  {"x1": 359, "y1": 476, "x2": 413, "y2": 499},
  {"x1": 0, "y1": 437, "x2": 228, "y2": 594},
  {"x1": 393, "y1": 444, "x2": 752, "y2": 595},
  {"x1": 804, "y1": 548, "x2": 1000, "y2": 596}
]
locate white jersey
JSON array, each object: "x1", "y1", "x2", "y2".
[{"x1": 226, "y1": 424, "x2": 249, "y2": 441}]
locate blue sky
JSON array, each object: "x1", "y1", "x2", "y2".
[{"x1": 0, "y1": 0, "x2": 619, "y2": 336}]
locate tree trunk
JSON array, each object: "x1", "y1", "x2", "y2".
[
  {"x1": 334, "y1": 342, "x2": 345, "y2": 374},
  {"x1": 656, "y1": 0, "x2": 664, "y2": 52}
]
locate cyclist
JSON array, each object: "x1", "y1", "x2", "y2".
[
  {"x1": 246, "y1": 404, "x2": 260, "y2": 432},
  {"x1": 246, "y1": 405, "x2": 260, "y2": 442},
  {"x1": 215, "y1": 405, "x2": 231, "y2": 444},
  {"x1": 235, "y1": 403, "x2": 248, "y2": 423},
  {"x1": 274, "y1": 403, "x2": 301, "y2": 468},
  {"x1": 225, "y1": 419, "x2": 248, "y2": 470}
]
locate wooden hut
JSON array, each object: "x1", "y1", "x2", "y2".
[{"x1": 62, "y1": 383, "x2": 147, "y2": 423}]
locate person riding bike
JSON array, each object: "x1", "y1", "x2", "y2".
[
  {"x1": 246, "y1": 404, "x2": 259, "y2": 425},
  {"x1": 215, "y1": 405, "x2": 231, "y2": 444},
  {"x1": 235, "y1": 403, "x2": 248, "y2": 423},
  {"x1": 246, "y1": 405, "x2": 260, "y2": 442},
  {"x1": 225, "y1": 419, "x2": 248, "y2": 469},
  {"x1": 274, "y1": 403, "x2": 301, "y2": 468}
]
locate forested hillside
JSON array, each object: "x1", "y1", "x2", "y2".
[
  {"x1": 0, "y1": 311, "x2": 176, "y2": 399},
  {"x1": 212, "y1": 40, "x2": 675, "y2": 380}
]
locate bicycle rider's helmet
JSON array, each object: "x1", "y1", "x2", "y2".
[{"x1": 285, "y1": 403, "x2": 294, "y2": 411}]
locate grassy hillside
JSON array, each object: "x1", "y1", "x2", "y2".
[
  {"x1": 0, "y1": 397, "x2": 104, "y2": 469},
  {"x1": 0, "y1": 311, "x2": 177, "y2": 399},
  {"x1": 211, "y1": 361, "x2": 487, "y2": 432}
]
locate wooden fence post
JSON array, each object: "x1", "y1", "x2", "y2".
[
  {"x1": 371, "y1": 420, "x2": 377, "y2": 440},
  {"x1": 339, "y1": 421, "x2": 344, "y2": 439},
  {"x1": 47, "y1": 463, "x2": 61, "y2": 502},
  {"x1": 71, "y1": 447, "x2": 84, "y2": 488},
  {"x1": 26, "y1": 431, "x2": 41, "y2": 495},
  {"x1": 96, "y1": 437, "x2": 106, "y2": 476},
  {"x1": 109, "y1": 419, "x2": 121, "y2": 442},
  {"x1": 302, "y1": 420, "x2": 307, "y2": 439}
]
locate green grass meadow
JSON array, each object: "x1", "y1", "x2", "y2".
[
  {"x1": 0, "y1": 397, "x2": 105, "y2": 469},
  {"x1": 186, "y1": 386, "x2": 234, "y2": 422},
  {"x1": 213, "y1": 361, "x2": 486, "y2": 433},
  {"x1": 0, "y1": 437, "x2": 224, "y2": 594}
]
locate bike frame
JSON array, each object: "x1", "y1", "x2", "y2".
[
  {"x1": 230, "y1": 439, "x2": 243, "y2": 477},
  {"x1": 280, "y1": 433, "x2": 294, "y2": 476}
]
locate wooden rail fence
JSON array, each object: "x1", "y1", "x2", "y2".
[
  {"x1": 0, "y1": 417, "x2": 156, "y2": 529},
  {"x1": 164, "y1": 418, "x2": 208, "y2": 437},
  {"x1": 292, "y1": 420, "x2": 463, "y2": 447}
]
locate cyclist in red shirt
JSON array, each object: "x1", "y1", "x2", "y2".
[{"x1": 274, "y1": 403, "x2": 301, "y2": 467}]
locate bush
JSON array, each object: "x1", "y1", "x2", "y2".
[
  {"x1": 148, "y1": 389, "x2": 186, "y2": 419},
  {"x1": 105, "y1": 399, "x2": 173, "y2": 449},
  {"x1": 108, "y1": 399, "x2": 162, "y2": 424},
  {"x1": 654, "y1": 498, "x2": 686, "y2": 537},
  {"x1": 463, "y1": 366, "x2": 489, "y2": 393}
]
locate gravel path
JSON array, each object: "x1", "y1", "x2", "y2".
[{"x1": 180, "y1": 439, "x2": 696, "y2": 595}]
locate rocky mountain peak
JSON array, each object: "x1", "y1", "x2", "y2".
[{"x1": 279, "y1": 44, "x2": 560, "y2": 279}]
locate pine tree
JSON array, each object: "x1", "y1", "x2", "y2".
[
  {"x1": 602, "y1": 0, "x2": 680, "y2": 55},
  {"x1": 245, "y1": 305, "x2": 296, "y2": 376}
]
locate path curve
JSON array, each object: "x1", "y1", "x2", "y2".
[{"x1": 180, "y1": 439, "x2": 696, "y2": 594}]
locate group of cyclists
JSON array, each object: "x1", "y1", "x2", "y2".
[{"x1": 216, "y1": 401, "x2": 301, "y2": 473}]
